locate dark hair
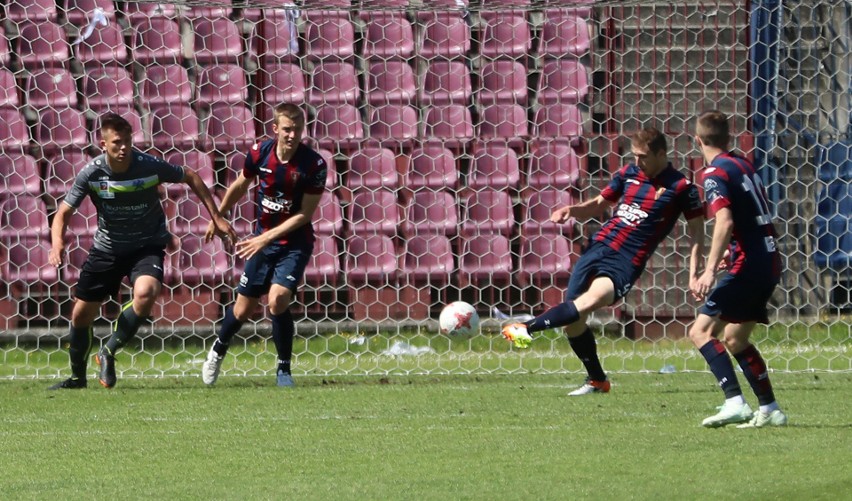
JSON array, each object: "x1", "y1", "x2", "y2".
[
  {"x1": 696, "y1": 110, "x2": 730, "y2": 148},
  {"x1": 273, "y1": 103, "x2": 305, "y2": 126},
  {"x1": 99, "y1": 113, "x2": 133, "y2": 136},
  {"x1": 630, "y1": 127, "x2": 668, "y2": 155}
]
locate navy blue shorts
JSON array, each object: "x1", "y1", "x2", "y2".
[
  {"x1": 699, "y1": 271, "x2": 778, "y2": 324},
  {"x1": 564, "y1": 242, "x2": 643, "y2": 304},
  {"x1": 75, "y1": 246, "x2": 165, "y2": 302},
  {"x1": 237, "y1": 242, "x2": 313, "y2": 298}
]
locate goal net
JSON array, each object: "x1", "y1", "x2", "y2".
[{"x1": 1, "y1": 0, "x2": 850, "y2": 379}]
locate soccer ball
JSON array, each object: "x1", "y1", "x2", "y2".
[{"x1": 439, "y1": 301, "x2": 480, "y2": 336}]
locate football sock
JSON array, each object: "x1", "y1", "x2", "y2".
[
  {"x1": 524, "y1": 301, "x2": 579, "y2": 333},
  {"x1": 699, "y1": 339, "x2": 742, "y2": 399},
  {"x1": 567, "y1": 327, "x2": 607, "y2": 381},
  {"x1": 68, "y1": 325, "x2": 93, "y2": 379},
  {"x1": 214, "y1": 307, "x2": 244, "y2": 356},
  {"x1": 271, "y1": 310, "x2": 294, "y2": 375},
  {"x1": 734, "y1": 344, "x2": 777, "y2": 406},
  {"x1": 105, "y1": 303, "x2": 144, "y2": 354}
]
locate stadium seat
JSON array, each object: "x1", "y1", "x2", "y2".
[
  {"x1": 305, "y1": 16, "x2": 355, "y2": 60},
  {"x1": 5, "y1": 0, "x2": 58, "y2": 22},
  {"x1": 43, "y1": 149, "x2": 90, "y2": 201},
  {"x1": 1, "y1": 237, "x2": 58, "y2": 285},
  {"x1": 141, "y1": 65, "x2": 193, "y2": 110},
  {"x1": 308, "y1": 61, "x2": 360, "y2": 106},
  {"x1": 527, "y1": 140, "x2": 583, "y2": 190},
  {"x1": 347, "y1": 146, "x2": 399, "y2": 191},
  {"x1": 419, "y1": 60, "x2": 472, "y2": 106},
  {"x1": 230, "y1": 197, "x2": 255, "y2": 236},
  {"x1": 533, "y1": 103, "x2": 585, "y2": 142},
  {"x1": 344, "y1": 233, "x2": 398, "y2": 285},
  {"x1": 418, "y1": 12, "x2": 471, "y2": 59},
  {"x1": 0, "y1": 69, "x2": 20, "y2": 109},
  {"x1": 311, "y1": 191, "x2": 344, "y2": 236},
  {"x1": 16, "y1": 21, "x2": 68, "y2": 68},
  {"x1": 207, "y1": 103, "x2": 257, "y2": 154},
  {"x1": 518, "y1": 233, "x2": 574, "y2": 307},
  {"x1": 477, "y1": 103, "x2": 529, "y2": 149},
  {"x1": 423, "y1": 104, "x2": 474, "y2": 151},
  {"x1": 66, "y1": 197, "x2": 98, "y2": 237},
  {"x1": 74, "y1": 22, "x2": 129, "y2": 67},
  {"x1": 537, "y1": 59, "x2": 590, "y2": 105},
  {"x1": 0, "y1": 40, "x2": 9, "y2": 76},
  {"x1": 0, "y1": 154, "x2": 41, "y2": 197},
  {"x1": 25, "y1": 68, "x2": 78, "y2": 109},
  {"x1": 184, "y1": 6, "x2": 233, "y2": 20},
  {"x1": 150, "y1": 104, "x2": 203, "y2": 153},
  {"x1": 175, "y1": 236, "x2": 230, "y2": 286},
  {"x1": 197, "y1": 64, "x2": 249, "y2": 108},
  {"x1": 0, "y1": 109, "x2": 31, "y2": 152},
  {"x1": 311, "y1": 104, "x2": 365, "y2": 152},
  {"x1": 458, "y1": 233, "x2": 513, "y2": 287},
  {"x1": 121, "y1": 2, "x2": 178, "y2": 21},
  {"x1": 478, "y1": 59, "x2": 528, "y2": 105},
  {"x1": 406, "y1": 141, "x2": 459, "y2": 191},
  {"x1": 366, "y1": 61, "x2": 417, "y2": 105},
  {"x1": 62, "y1": 234, "x2": 93, "y2": 285},
  {"x1": 36, "y1": 108, "x2": 88, "y2": 154},
  {"x1": 539, "y1": 12, "x2": 591, "y2": 57},
  {"x1": 0, "y1": 194, "x2": 49, "y2": 241},
  {"x1": 253, "y1": 13, "x2": 301, "y2": 63},
  {"x1": 171, "y1": 193, "x2": 219, "y2": 236},
  {"x1": 522, "y1": 189, "x2": 576, "y2": 236},
  {"x1": 262, "y1": 62, "x2": 307, "y2": 106},
  {"x1": 304, "y1": 233, "x2": 340, "y2": 285},
  {"x1": 131, "y1": 16, "x2": 183, "y2": 65},
  {"x1": 480, "y1": 13, "x2": 531, "y2": 58},
  {"x1": 164, "y1": 150, "x2": 216, "y2": 196},
  {"x1": 192, "y1": 18, "x2": 243, "y2": 65},
  {"x1": 83, "y1": 66, "x2": 135, "y2": 114},
  {"x1": 362, "y1": 12, "x2": 415, "y2": 60},
  {"x1": 347, "y1": 189, "x2": 400, "y2": 236},
  {"x1": 403, "y1": 233, "x2": 454, "y2": 285},
  {"x1": 401, "y1": 190, "x2": 458, "y2": 237},
  {"x1": 368, "y1": 105, "x2": 419, "y2": 149},
  {"x1": 63, "y1": 0, "x2": 116, "y2": 25},
  {"x1": 467, "y1": 142, "x2": 521, "y2": 191},
  {"x1": 460, "y1": 189, "x2": 515, "y2": 237}
]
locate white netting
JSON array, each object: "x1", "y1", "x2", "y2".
[{"x1": 0, "y1": 0, "x2": 850, "y2": 379}]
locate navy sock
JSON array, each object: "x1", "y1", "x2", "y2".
[
  {"x1": 214, "y1": 307, "x2": 243, "y2": 356},
  {"x1": 734, "y1": 344, "x2": 776, "y2": 406},
  {"x1": 567, "y1": 328, "x2": 606, "y2": 381},
  {"x1": 699, "y1": 339, "x2": 742, "y2": 399},
  {"x1": 105, "y1": 304, "x2": 144, "y2": 354},
  {"x1": 524, "y1": 301, "x2": 579, "y2": 334},
  {"x1": 68, "y1": 325, "x2": 93, "y2": 379},
  {"x1": 271, "y1": 310, "x2": 294, "y2": 374}
]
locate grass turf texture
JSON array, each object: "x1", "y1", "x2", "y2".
[{"x1": 0, "y1": 372, "x2": 850, "y2": 500}]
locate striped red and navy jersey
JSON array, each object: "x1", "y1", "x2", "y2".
[
  {"x1": 243, "y1": 140, "x2": 327, "y2": 246},
  {"x1": 700, "y1": 152, "x2": 781, "y2": 278},
  {"x1": 595, "y1": 163, "x2": 704, "y2": 266}
]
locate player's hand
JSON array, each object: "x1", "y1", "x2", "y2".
[
  {"x1": 213, "y1": 215, "x2": 237, "y2": 243},
  {"x1": 690, "y1": 270, "x2": 715, "y2": 301},
  {"x1": 234, "y1": 234, "x2": 269, "y2": 261},
  {"x1": 550, "y1": 206, "x2": 572, "y2": 223},
  {"x1": 48, "y1": 245, "x2": 65, "y2": 268},
  {"x1": 717, "y1": 249, "x2": 731, "y2": 271}
]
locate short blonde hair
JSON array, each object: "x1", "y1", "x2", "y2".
[{"x1": 274, "y1": 103, "x2": 305, "y2": 127}]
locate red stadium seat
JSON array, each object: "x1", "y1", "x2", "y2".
[
  {"x1": 311, "y1": 191, "x2": 343, "y2": 236},
  {"x1": 478, "y1": 59, "x2": 528, "y2": 105},
  {"x1": 403, "y1": 233, "x2": 454, "y2": 284},
  {"x1": 0, "y1": 195, "x2": 49, "y2": 241},
  {"x1": 16, "y1": 21, "x2": 68, "y2": 69},
  {"x1": 305, "y1": 16, "x2": 355, "y2": 60},
  {"x1": 37, "y1": 108, "x2": 88, "y2": 155},
  {"x1": 533, "y1": 103, "x2": 585, "y2": 142},
  {"x1": 480, "y1": 13, "x2": 530, "y2": 58},
  {"x1": 150, "y1": 104, "x2": 203, "y2": 153},
  {"x1": 231, "y1": 197, "x2": 254, "y2": 236},
  {"x1": 527, "y1": 140, "x2": 582, "y2": 190},
  {"x1": 83, "y1": 66, "x2": 135, "y2": 114},
  {"x1": 131, "y1": 16, "x2": 184, "y2": 65},
  {"x1": 458, "y1": 233, "x2": 512, "y2": 286},
  {"x1": 518, "y1": 234, "x2": 574, "y2": 306},
  {"x1": 477, "y1": 104, "x2": 529, "y2": 150},
  {"x1": 66, "y1": 197, "x2": 98, "y2": 237},
  {"x1": 418, "y1": 12, "x2": 471, "y2": 59},
  {"x1": 171, "y1": 193, "x2": 219, "y2": 236},
  {"x1": 0, "y1": 69, "x2": 20, "y2": 109},
  {"x1": 121, "y1": 2, "x2": 178, "y2": 21},
  {"x1": 401, "y1": 190, "x2": 458, "y2": 237},
  {"x1": 141, "y1": 65, "x2": 193, "y2": 110},
  {"x1": 423, "y1": 104, "x2": 474, "y2": 151},
  {"x1": 348, "y1": 189, "x2": 399, "y2": 236},
  {"x1": 62, "y1": 234, "x2": 93, "y2": 285},
  {"x1": 253, "y1": 12, "x2": 301, "y2": 63},
  {"x1": 184, "y1": 6, "x2": 233, "y2": 20},
  {"x1": 0, "y1": 154, "x2": 41, "y2": 197},
  {"x1": 207, "y1": 103, "x2": 257, "y2": 154},
  {"x1": 539, "y1": 12, "x2": 591, "y2": 57},
  {"x1": 406, "y1": 142, "x2": 459, "y2": 191},
  {"x1": 537, "y1": 59, "x2": 590, "y2": 105},
  {"x1": 308, "y1": 61, "x2": 360, "y2": 106},
  {"x1": 1, "y1": 237, "x2": 58, "y2": 285},
  {"x1": 63, "y1": 0, "x2": 116, "y2": 25},
  {"x1": 311, "y1": 104, "x2": 364, "y2": 152},
  {"x1": 192, "y1": 18, "x2": 243, "y2": 65},
  {"x1": 460, "y1": 189, "x2": 515, "y2": 237},
  {"x1": 175, "y1": 236, "x2": 230, "y2": 286},
  {"x1": 347, "y1": 146, "x2": 399, "y2": 191},
  {"x1": 25, "y1": 68, "x2": 78, "y2": 109},
  {"x1": 368, "y1": 105, "x2": 419, "y2": 149},
  {"x1": 74, "y1": 23, "x2": 128, "y2": 67},
  {"x1": 0, "y1": 109, "x2": 30, "y2": 152},
  {"x1": 362, "y1": 12, "x2": 415, "y2": 60},
  {"x1": 366, "y1": 61, "x2": 417, "y2": 105},
  {"x1": 262, "y1": 62, "x2": 307, "y2": 106},
  {"x1": 468, "y1": 141, "x2": 521, "y2": 191},
  {"x1": 164, "y1": 150, "x2": 216, "y2": 196},
  {"x1": 419, "y1": 60, "x2": 472, "y2": 106},
  {"x1": 43, "y1": 149, "x2": 90, "y2": 200},
  {"x1": 522, "y1": 189, "x2": 577, "y2": 237},
  {"x1": 5, "y1": 0, "x2": 58, "y2": 22},
  {"x1": 345, "y1": 233, "x2": 398, "y2": 285},
  {"x1": 304, "y1": 233, "x2": 340, "y2": 285},
  {"x1": 197, "y1": 64, "x2": 249, "y2": 108}
]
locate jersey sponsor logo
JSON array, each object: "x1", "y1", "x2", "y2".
[
  {"x1": 614, "y1": 202, "x2": 649, "y2": 226},
  {"x1": 261, "y1": 196, "x2": 292, "y2": 214}
]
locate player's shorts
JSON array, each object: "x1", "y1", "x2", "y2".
[
  {"x1": 237, "y1": 241, "x2": 313, "y2": 298},
  {"x1": 75, "y1": 246, "x2": 166, "y2": 302},
  {"x1": 699, "y1": 271, "x2": 778, "y2": 324},
  {"x1": 564, "y1": 242, "x2": 644, "y2": 304}
]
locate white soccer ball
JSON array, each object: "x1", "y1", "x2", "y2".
[{"x1": 439, "y1": 301, "x2": 480, "y2": 336}]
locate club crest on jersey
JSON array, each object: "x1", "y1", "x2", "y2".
[
  {"x1": 615, "y1": 202, "x2": 648, "y2": 226},
  {"x1": 98, "y1": 180, "x2": 115, "y2": 199}
]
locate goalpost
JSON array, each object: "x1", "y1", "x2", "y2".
[{"x1": 1, "y1": 0, "x2": 850, "y2": 379}]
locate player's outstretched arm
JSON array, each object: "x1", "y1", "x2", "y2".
[
  {"x1": 550, "y1": 194, "x2": 612, "y2": 223},
  {"x1": 182, "y1": 168, "x2": 236, "y2": 243},
  {"x1": 49, "y1": 202, "x2": 74, "y2": 267},
  {"x1": 205, "y1": 172, "x2": 253, "y2": 243}
]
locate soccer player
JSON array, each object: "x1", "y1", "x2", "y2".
[
  {"x1": 201, "y1": 103, "x2": 327, "y2": 387},
  {"x1": 502, "y1": 128, "x2": 705, "y2": 395},
  {"x1": 689, "y1": 110, "x2": 787, "y2": 428},
  {"x1": 48, "y1": 113, "x2": 235, "y2": 390}
]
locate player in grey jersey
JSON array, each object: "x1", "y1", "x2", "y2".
[{"x1": 47, "y1": 113, "x2": 236, "y2": 390}]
